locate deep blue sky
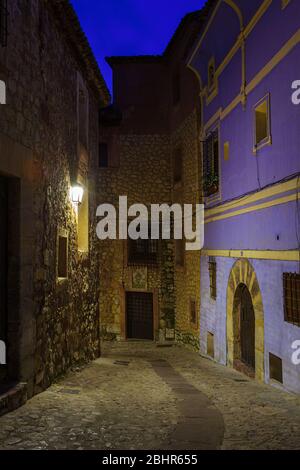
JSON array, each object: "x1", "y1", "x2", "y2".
[{"x1": 71, "y1": 0, "x2": 206, "y2": 92}]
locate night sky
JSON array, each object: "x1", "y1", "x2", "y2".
[{"x1": 71, "y1": 0, "x2": 206, "y2": 93}]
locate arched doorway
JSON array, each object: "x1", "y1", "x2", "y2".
[
  {"x1": 227, "y1": 259, "x2": 264, "y2": 382},
  {"x1": 233, "y1": 284, "x2": 255, "y2": 376}
]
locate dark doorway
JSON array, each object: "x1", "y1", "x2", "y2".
[
  {"x1": 0, "y1": 176, "x2": 8, "y2": 383},
  {"x1": 126, "y1": 292, "x2": 154, "y2": 340},
  {"x1": 240, "y1": 285, "x2": 255, "y2": 370}
]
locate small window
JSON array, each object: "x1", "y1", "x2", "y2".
[
  {"x1": 78, "y1": 188, "x2": 89, "y2": 253},
  {"x1": 254, "y1": 95, "x2": 271, "y2": 149},
  {"x1": 208, "y1": 257, "x2": 217, "y2": 300},
  {"x1": 128, "y1": 238, "x2": 158, "y2": 266},
  {"x1": 203, "y1": 130, "x2": 219, "y2": 197},
  {"x1": 283, "y1": 273, "x2": 300, "y2": 326},
  {"x1": 190, "y1": 300, "x2": 197, "y2": 325},
  {"x1": 208, "y1": 58, "x2": 216, "y2": 91},
  {"x1": 173, "y1": 147, "x2": 183, "y2": 185},
  {"x1": 269, "y1": 353, "x2": 283, "y2": 383},
  {"x1": 175, "y1": 238, "x2": 185, "y2": 267},
  {"x1": 207, "y1": 332, "x2": 215, "y2": 358},
  {"x1": 78, "y1": 74, "x2": 89, "y2": 149},
  {"x1": 57, "y1": 231, "x2": 68, "y2": 279},
  {"x1": 0, "y1": 0, "x2": 8, "y2": 47},
  {"x1": 173, "y1": 72, "x2": 181, "y2": 105},
  {"x1": 99, "y1": 142, "x2": 109, "y2": 168}
]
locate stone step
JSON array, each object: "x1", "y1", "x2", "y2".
[{"x1": 0, "y1": 382, "x2": 27, "y2": 417}]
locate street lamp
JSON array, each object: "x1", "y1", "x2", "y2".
[{"x1": 70, "y1": 185, "x2": 84, "y2": 205}]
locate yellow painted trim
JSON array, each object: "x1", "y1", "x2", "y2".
[
  {"x1": 282, "y1": 0, "x2": 291, "y2": 9},
  {"x1": 188, "y1": 0, "x2": 271, "y2": 77},
  {"x1": 205, "y1": 177, "x2": 299, "y2": 219},
  {"x1": 243, "y1": 0, "x2": 272, "y2": 39},
  {"x1": 192, "y1": 4, "x2": 299, "y2": 133},
  {"x1": 223, "y1": 0, "x2": 244, "y2": 31},
  {"x1": 246, "y1": 29, "x2": 300, "y2": 95},
  {"x1": 205, "y1": 191, "x2": 300, "y2": 224},
  {"x1": 204, "y1": 108, "x2": 222, "y2": 132},
  {"x1": 188, "y1": 0, "x2": 222, "y2": 65},
  {"x1": 202, "y1": 250, "x2": 300, "y2": 262}
]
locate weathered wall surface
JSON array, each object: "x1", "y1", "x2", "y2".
[
  {"x1": 172, "y1": 110, "x2": 201, "y2": 350},
  {"x1": 200, "y1": 256, "x2": 300, "y2": 394},
  {"x1": 0, "y1": 0, "x2": 105, "y2": 395},
  {"x1": 98, "y1": 133, "x2": 176, "y2": 340}
]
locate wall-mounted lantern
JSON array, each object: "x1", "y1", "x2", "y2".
[{"x1": 70, "y1": 185, "x2": 84, "y2": 205}]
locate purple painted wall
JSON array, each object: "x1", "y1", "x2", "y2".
[{"x1": 189, "y1": 0, "x2": 300, "y2": 393}]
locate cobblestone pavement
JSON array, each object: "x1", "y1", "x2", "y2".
[{"x1": 0, "y1": 342, "x2": 299, "y2": 450}]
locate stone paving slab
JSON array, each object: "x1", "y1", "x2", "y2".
[{"x1": 0, "y1": 341, "x2": 299, "y2": 450}]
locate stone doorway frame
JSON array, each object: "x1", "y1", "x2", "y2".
[
  {"x1": 120, "y1": 287, "x2": 159, "y2": 341},
  {"x1": 226, "y1": 259, "x2": 264, "y2": 382}
]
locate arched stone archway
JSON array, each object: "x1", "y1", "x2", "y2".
[{"x1": 227, "y1": 259, "x2": 264, "y2": 382}]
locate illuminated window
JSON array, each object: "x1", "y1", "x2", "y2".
[
  {"x1": 78, "y1": 188, "x2": 89, "y2": 253},
  {"x1": 254, "y1": 95, "x2": 271, "y2": 150},
  {"x1": 57, "y1": 230, "x2": 68, "y2": 279}
]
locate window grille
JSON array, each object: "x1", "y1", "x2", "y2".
[
  {"x1": 128, "y1": 238, "x2": 158, "y2": 266},
  {"x1": 208, "y1": 257, "x2": 217, "y2": 300},
  {"x1": 203, "y1": 130, "x2": 219, "y2": 197},
  {"x1": 283, "y1": 273, "x2": 300, "y2": 326}
]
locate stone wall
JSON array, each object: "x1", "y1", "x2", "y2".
[
  {"x1": 172, "y1": 110, "x2": 201, "y2": 350},
  {"x1": 98, "y1": 133, "x2": 176, "y2": 341},
  {"x1": 0, "y1": 0, "x2": 106, "y2": 395}
]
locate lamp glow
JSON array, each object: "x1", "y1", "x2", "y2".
[{"x1": 70, "y1": 185, "x2": 84, "y2": 205}]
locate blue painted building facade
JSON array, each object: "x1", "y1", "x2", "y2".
[{"x1": 188, "y1": 0, "x2": 300, "y2": 393}]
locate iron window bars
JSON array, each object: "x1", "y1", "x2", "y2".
[
  {"x1": 283, "y1": 273, "x2": 300, "y2": 326},
  {"x1": 203, "y1": 130, "x2": 219, "y2": 197},
  {"x1": 208, "y1": 257, "x2": 217, "y2": 300},
  {"x1": 128, "y1": 238, "x2": 159, "y2": 266}
]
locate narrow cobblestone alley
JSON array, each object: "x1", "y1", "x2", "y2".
[{"x1": 0, "y1": 343, "x2": 299, "y2": 450}]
